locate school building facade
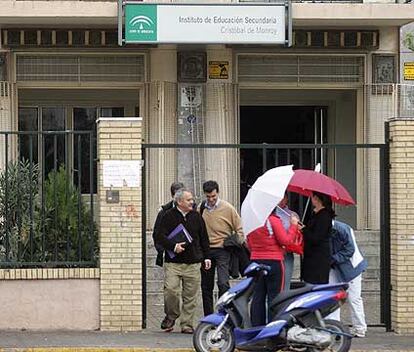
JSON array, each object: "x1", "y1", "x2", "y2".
[{"x1": 0, "y1": 0, "x2": 414, "y2": 334}]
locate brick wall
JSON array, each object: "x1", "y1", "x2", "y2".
[
  {"x1": 0, "y1": 268, "x2": 99, "y2": 279},
  {"x1": 97, "y1": 118, "x2": 143, "y2": 331},
  {"x1": 389, "y1": 118, "x2": 414, "y2": 334}
]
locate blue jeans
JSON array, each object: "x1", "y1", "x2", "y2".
[{"x1": 250, "y1": 259, "x2": 284, "y2": 326}]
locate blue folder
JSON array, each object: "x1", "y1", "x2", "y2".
[{"x1": 166, "y1": 223, "x2": 193, "y2": 259}]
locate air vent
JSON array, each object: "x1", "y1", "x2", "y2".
[
  {"x1": 89, "y1": 31, "x2": 102, "y2": 46},
  {"x1": 16, "y1": 55, "x2": 145, "y2": 82},
  {"x1": 56, "y1": 31, "x2": 69, "y2": 46},
  {"x1": 344, "y1": 32, "x2": 357, "y2": 47},
  {"x1": 2, "y1": 29, "x2": 119, "y2": 47},
  {"x1": 328, "y1": 32, "x2": 341, "y2": 47},
  {"x1": 24, "y1": 30, "x2": 38, "y2": 45},
  {"x1": 7, "y1": 30, "x2": 20, "y2": 46},
  {"x1": 292, "y1": 30, "x2": 378, "y2": 49},
  {"x1": 238, "y1": 55, "x2": 364, "y2": 84},
  {"x1": 1, "y1": 28, "x2": 378, "y2": 49},
  {"x1": 41, "y1": 30, "x2": 53, "y2": 45}
]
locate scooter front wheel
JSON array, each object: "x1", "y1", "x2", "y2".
[{"x1": 193, "y1": 322, "x2": 235, "y2": 352}]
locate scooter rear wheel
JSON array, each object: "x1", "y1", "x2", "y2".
[
  {"x1": 193, "y1": 322, "x2": 235, "y2": 352},
  {"x1": 316, "y1": 319, "x2": 352, "y2": 352}
]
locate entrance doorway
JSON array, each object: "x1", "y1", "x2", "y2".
[{"x1": 240, "y1": 105, "x2": 327, "y2": 202}]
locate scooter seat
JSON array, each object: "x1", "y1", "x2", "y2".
[
  {"x1": 270, "y1": 281, "x2": 348, "y2": 309},
  {"x1": 270, "y1": 283, "x2": 314, "y2": 307}
]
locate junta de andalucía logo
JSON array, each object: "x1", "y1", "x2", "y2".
[
  {"x1": 129, "y1": 15, "x2": 155, "y2": 33},
  {"x1": 125, "y1": 4, "x2": 157, "y2": 42}
]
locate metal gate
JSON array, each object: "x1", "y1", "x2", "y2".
[{"x1": 141, "y1": 142, "x2": 390, "y2": 331}]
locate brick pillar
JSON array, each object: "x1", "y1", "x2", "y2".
[
  {"x1": 97, "y1": 118, "x2": 142, "y2": 331},
  {"x1": 389, "y1": 118, "x2": 414, "y2": 334}
]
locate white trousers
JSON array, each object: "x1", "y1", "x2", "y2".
[{"x1": 327, "y1": 269, "x2": 367, "y2": 333}]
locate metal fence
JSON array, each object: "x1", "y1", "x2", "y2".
[
  {"x1": 142, "y1": 142, "x2": 391, "y2": 330},
  {"x1": 0, "y1": 131, "x2": 98, "y2": 268}
]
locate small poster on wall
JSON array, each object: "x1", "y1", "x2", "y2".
[
  {"x1": 209, "y1": 61, "x2": 229, "y2": 79},
  {"x1": 103, "y1": 160, "x2": 142, "y2": 188},
  {"x1": 404, "y1": 62, "x2": 414, "y2": 80}
]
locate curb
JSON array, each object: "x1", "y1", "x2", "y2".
[
  {"x1": 2, "y1": 349, "x2": 414, "y2": 352},
  {"x1": 0, "y1": 349, "x2": 194, "y2": 352}
]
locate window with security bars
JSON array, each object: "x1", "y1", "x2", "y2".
[
  {"x1": 73, "y1": 107, "x2": 124, "y2": 193},
  {"x1": 18, "y1": 107, "x2": 65, "y2": 173},
  {"x1": 237, "y1": 55, "x2": 365, "y2": 84},
  {"x1": 0, "y1": 54, "x2": 8, "y2": 81},
  {"x1": 18, "y1": 106, "x2": 124, "y2": 194},
  {"x1": 16, "y1": 55, "x2": 145, "y2": 82}
]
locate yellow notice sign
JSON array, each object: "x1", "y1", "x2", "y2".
[
  {"x1": 209, "y1": 61, "x2": 229, "y2": 79},
  {"x1": 404, "y1": 62, "x2": 414, "y2": 80}
]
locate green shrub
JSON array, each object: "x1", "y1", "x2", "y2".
[
  {"x1": 0, "y1": 159, "x2": 40, "y2": 262},
  {"x1": 43, "y1": 166, "x2": 98, "y2": 264},
  {"x1": 0, "y1": 160, "x2": 98, "y2": 266}
]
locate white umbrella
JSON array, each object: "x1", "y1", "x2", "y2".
[{"x1": 241, "y1": 165, "x2": 294, "y2": 236}]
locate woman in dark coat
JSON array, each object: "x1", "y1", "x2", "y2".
[{"x1": 302, "y1": 191, "x2": 335, "y2": 284}]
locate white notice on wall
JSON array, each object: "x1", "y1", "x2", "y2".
[{"x1": 103, "y1": 160, "x2": 142, "y2": 188}]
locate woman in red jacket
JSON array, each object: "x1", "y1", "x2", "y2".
[{"x1": 247, "y1": 209, "x2": 301, "y2": 326}]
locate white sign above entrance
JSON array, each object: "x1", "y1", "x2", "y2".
[{"x1": 123, "y1": 3, "x2": 290, "y2": 45}]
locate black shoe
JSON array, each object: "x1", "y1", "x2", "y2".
[
  {"x1": 181, "y1": 327, "x2": 194, "y2": 334},
  {"x1": 161, "y1": 316, "x2": 175, "y2": 332}
]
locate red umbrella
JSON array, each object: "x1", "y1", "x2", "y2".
[{"x1": 287, "y1": 169, "x2": 355, "y2": 206}]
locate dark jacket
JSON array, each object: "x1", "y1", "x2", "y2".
[
  {"x1": 223, "y1": 234, "x2": 250, "y2": 279},
  {"x1": 152, "y1": 200, "x2": 175, "y2": 267},
  {"x1": 153, "y1": 201, "x2": 174, "y2": 247},
  {"x1": 155, "y1": 207, "x2": 210, "y2": 264},
  {"x1": 331, "y1": 220, "x2": 367, "y2": 282},
  {"x1": 302, "y1": 208, "x2": 333, "y2": 284}
]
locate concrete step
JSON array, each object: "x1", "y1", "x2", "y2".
[
  {"x1": 146, "y1": 267, "x2": 165, "y2": 281},
  {"x1": 358, "y1": 243, "x2": 380, "y2": 256},
  {"x1": 147, "y1": 281, "x2": 380, "y2": 297},
  {"x1": 365, "y1": 254, "x2": 381, "y2": 268},
  {"x1": 146, "y1": 234, "x2": 381, "y2": 259},
  {"x1": 147, "y1": 292, "x2": 165, "y2": 306},
  {"x1": 145, "y1": 229, "x2": 383, "y2": 329},
  {"x1": 146, "y1": 290, "x2": 382, "y2": 328},
  {"x1": 147, "y1": 279, "x2": 164, "y2": 292},
  {"x1": 354, "y1": 231, "x2": 380, "y2": 244},
  {"x1": 363, "y1": 268, "x2": 380, "y2": 280},
  {"x1": 362, "y1": 278, "x2": 380, "y2": 292},
  {"x1": 145, "y1": 267, "x2": 381, "y2": 289},
  {"x1": 342, "y1": 292, "x2": 381, "y2": 326}
]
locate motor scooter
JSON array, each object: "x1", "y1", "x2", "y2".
[{"x1": 193, "y1": 262, "x2": 352, "y2": 352}]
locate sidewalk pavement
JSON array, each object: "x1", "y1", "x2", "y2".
[{"x1": 0, "y1": 327, "x2": 413, "y2": 352}]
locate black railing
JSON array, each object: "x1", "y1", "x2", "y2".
[{"x1": 0, "y1": 131, "x2": 98, "y2": 268}]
